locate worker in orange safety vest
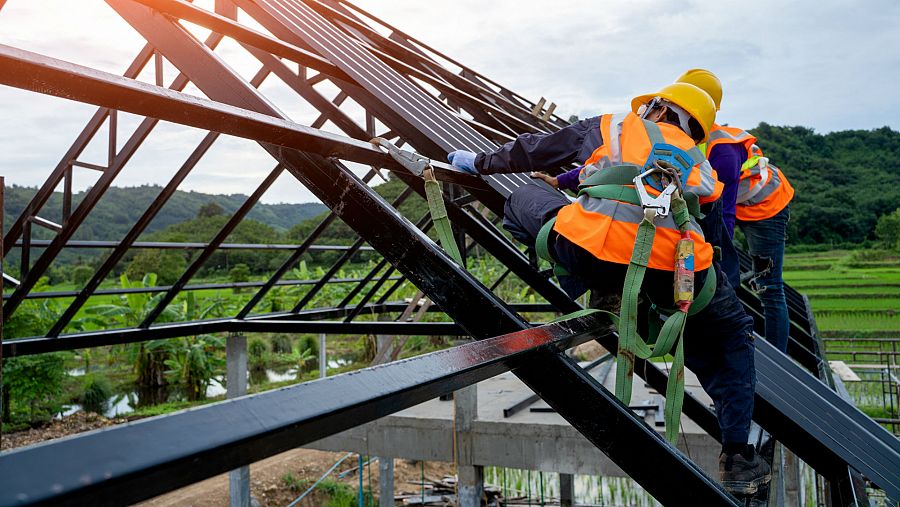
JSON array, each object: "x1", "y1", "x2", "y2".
[
  {"x1": 449, "y1": 82, "x2": 771, "y2": 496},
  {"x1": 678, "y1": 69, "x2": 795, "y2": 353}
]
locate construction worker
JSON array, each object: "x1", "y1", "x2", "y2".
[
  {"x1": 449, "y1": 83, "x2": 771, "y2": 495},
  {"x1": 677, "y1": 69, "x2": 795, "y2": 353}
]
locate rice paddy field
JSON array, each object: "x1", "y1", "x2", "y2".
[{"x1": 784, "y1": 250, "x2": 900, "y2": 337}]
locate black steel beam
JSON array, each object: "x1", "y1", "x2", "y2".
[
  {"x1": 139, "y1": 164, "x2": 285, "y2": 327},
  {"x1": 11, "y1": 240, "x2": 377, "y2": 251},
  {"x1": 752, "y1": 338, "x2": 900, "y2": 499},
  {"x1": 0, "y1": 314, "x2": 621, "y2": 506},
  {"x1": 7, "y1": 277, "x2": 403, "y2": 301},
  {"x1": 0, "y1": 45, "x2": 482, "y2": 191},
  {"x1": 234, "y1": 319, "x2": 465, "y2": 335},
  {"x1": 1, "y1": 43, "x2": 156, "y2": 257},
  {"x1": 3, "y1": 318, "x2": 234, "y2": 357}
]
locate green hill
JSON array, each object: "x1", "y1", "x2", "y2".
[{"x1": 3, "y1": 184, "x2": 327, "y2": 240}]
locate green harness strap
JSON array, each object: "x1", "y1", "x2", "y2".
[{"x1": 423, "y1": 167, "x2": 464, "y2": 265}]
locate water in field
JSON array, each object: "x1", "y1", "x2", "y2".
[{"x1": 484, "y1": 467, "x2": 659, "y2": 506}]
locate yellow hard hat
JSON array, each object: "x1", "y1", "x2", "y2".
[
  {"x1": 676, "y1": 68, "x2": 722, "y2": 110},
  {"x1": 630, "y1": 82, "x2": 717, "y2": 143}
]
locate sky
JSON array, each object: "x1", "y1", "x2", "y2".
[{"x1": 0, "y1": 0, "x2": 898, "y2": 204}]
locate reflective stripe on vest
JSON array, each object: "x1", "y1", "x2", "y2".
[
  {"x1": 580, "y1": 113, "x2": 723, "y2": 203},
  {"x1": 574, "y1": 194, "x2": 704, "y2": 236},
  {"x1": 707, "y1": 125, "x2": 756, "y2": 154},
  {"x1": 736, "y1": 144, "x2": 795, "y2": 221},
  {"x1": 558, "y1": 112, "x2": 717, "y2": 271},
  {"x1": 555, "y1": 196, "x2": 714, "y2": 271}
]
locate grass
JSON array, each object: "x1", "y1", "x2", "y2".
[
  {"x1": 801, "y1": 285, "x2": 900, "y2": 295},
  {"x1": 813, "y1": 313, "x2": 899, "y2": 332},
  {"x1": 809, "y1": 298, "x2": 900, "y2": 311}
]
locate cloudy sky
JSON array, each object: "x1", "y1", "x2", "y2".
[{"x1": 1, "y1": 0, "x2": 898, "y2": 204}]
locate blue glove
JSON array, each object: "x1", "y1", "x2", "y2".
[{"x1": 447, "y1": 150, "x2": 478, "y2": 174}]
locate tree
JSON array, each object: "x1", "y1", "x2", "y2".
[
  {"x1": 84, "y1": 274, "x2": 181, "y2": 388},
  {"x1": 2, "y1": 353, "x2": 67, "y2": 423},
  {"x1": 72, "y1": 265, "x2": 95, "y2": 286},
  {"x1": 875, "y1": 208, "x2": 900, "y2": 250},
  {"x1": 196, "y1": 201, "x2": 225, "y2": 218},
  {"x1": 229, "y1": 263, "x2": 251, "y2": 293},
  {"x1": 229, "y1": 263, "x2": 251, "y2": 284},
  {"x1": 125, "y1": 250, "x2": 188, "y2": 285}
]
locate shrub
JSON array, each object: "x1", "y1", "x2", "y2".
[
  {"x1": 297, "y1": 335, "x2": 319, "y2": 357},
  {"x1": 271, "y1": 335, "x2": 293, "y2": 354},
  {"x1": 248, "y1": 337, "x2": 268, "y2": 361},
  {"x1": 79, "y1": 374, "x2": 113, "y2": 414}
]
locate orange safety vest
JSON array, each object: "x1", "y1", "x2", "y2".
[
  {"x1": 735, "y1": 143, "x2": 795, "y2": 222},
  {"x1": 705, "y1": 124, "x2": 757, "y2": 161},
  {"x1": 554, "y1": 112, "x2": 721, "y2": 271}
]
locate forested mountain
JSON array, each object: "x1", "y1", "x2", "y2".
[
  {"x1": 4, "y1": 125, "x2": 897, "y2": 257},
  {"x1": 3, "y1": 185, "x2": 327, "y2": 239},
  {"x1": 747, "y1": 124, "x2": 900, "y2": 245}
]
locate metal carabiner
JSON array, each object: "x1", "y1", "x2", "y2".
[
  {"x1": 633, "y1": 168, "x2": 677, "y2": 218},
  {"x1": 370, "y1": 137, "x2": 431, "y2": 176}
]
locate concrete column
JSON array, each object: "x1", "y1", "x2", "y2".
[
  {"x1": 227, "y1": 334, "x2": 250, "y2": 507},
  {"x1": 319, "y1": 333, "x2": 326, "y2": 379},
  {"x1": 784, "y1": 447, "x2": 801, "y2": 506},
  {"x1": 559, "y1": 473, "x2": 575, "y2": 507},
  {"x1": 378, "y1": 457, "x2": 394, "y2": 507},
  {"x1": 454, "y1": 384, "x2": 483, "y2": 507}
]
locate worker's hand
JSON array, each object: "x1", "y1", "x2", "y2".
[
  {"x1": 530, "y1": 171, "x2": 559, "y2": 189},
  {"x1": 447, "y1": 150, "x2": 478, "y2": 174}
]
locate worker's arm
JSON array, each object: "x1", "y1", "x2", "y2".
[
  {"x1": 554, "y1": 166, "x2": 583, "y2": 191},
  {"x1": 474, "y1": 116, "x2": 602, "y2": 175},
  {"x1": 707, "y1": 143, "x2": 748, "y2": 238}
]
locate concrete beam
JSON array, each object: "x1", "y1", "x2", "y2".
[
  {"x1": 455, "y1": 385, "x2": 483, "y2": 507},
  {"x1": 560, "y1": 473, "x2": 574, "y2": 507},
  {"x1": 227, "y1": 334, "x2": 250, "y2": 507},
  {"x1": 378, "y1": 457, "x2": 393, "y2": 507}
]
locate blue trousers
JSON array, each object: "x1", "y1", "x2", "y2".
[
  {"x1": 737, "y1": 206, "x2": 791, "y2": 352},
  {"x1": 503, "y1": 185, "x2": 756, "y2": 444}
]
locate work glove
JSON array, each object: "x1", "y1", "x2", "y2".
[{"x1": 447, "y1": 150, "x2": 478, "y2": 174}]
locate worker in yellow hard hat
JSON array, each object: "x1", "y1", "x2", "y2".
[
  {"x1": 677, "y1": 68, "x2": 795, "y2": 357},
  {"x1": 448, "y1": 83, "x2": 770, "y2": 496}
]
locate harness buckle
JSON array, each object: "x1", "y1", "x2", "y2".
[{"x1": 633, "y1": 167, "x2": 677, "y2": 218}]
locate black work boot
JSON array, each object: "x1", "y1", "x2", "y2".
[{"x1": 719, "y1": 445, "x2": 772, "y2": 495}]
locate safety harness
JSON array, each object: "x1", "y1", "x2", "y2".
[
  {"x1": 535, "y1": 120, "x2": 717, "y2": 443},
  {"x1": 373, "y1": 132, "x2": 716, "y2": 445}
]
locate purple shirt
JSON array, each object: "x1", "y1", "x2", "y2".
[
  {"x1": 707, "y1": 143, "x2": 747, "y2": 238},
  {"x1": 556, "y1": 167, "x2": 582, "y2": 191}
]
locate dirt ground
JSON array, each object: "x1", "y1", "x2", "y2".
[{"x1": 1, "y1": 413, "x2": 454, "y2": 506}]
